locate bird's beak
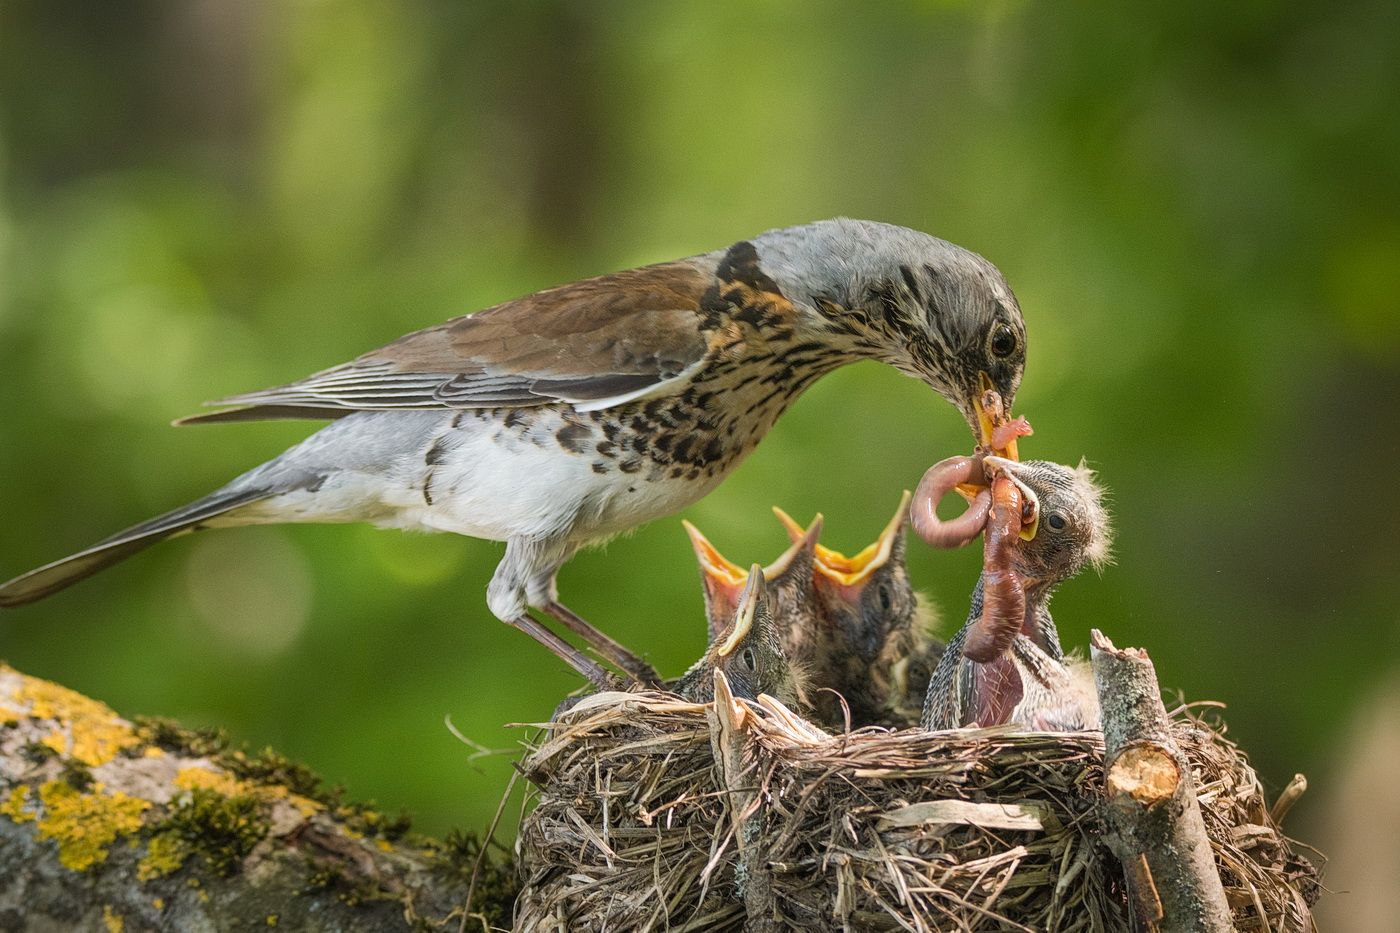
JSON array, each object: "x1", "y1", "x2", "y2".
[
  {"x1": 973, "y1": 372, "x2": 1022, "y2": 461},
  {"x1": 715, "y1": 565, "x2": 765, "y2": 658},
  {"x1": 682, "y1": 520, "x2": 748, "y2": 588},
  {"x1": 983, "y1": 456, "x2": 1039, "y2": 541},
  {"x1": 804, "y1": 491, "x2": 910, "y2": 589},
  {"x1": 764, "y1": 512, "x2": 824, "y2": 579},
  {"x1": 682, "y1": 520, "x2": 751, "y2": 637},
  {"x1": 771, "y1": 506, "x2": 837, "y2": 562}
]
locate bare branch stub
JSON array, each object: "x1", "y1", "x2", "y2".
[{"x1": 1090, "y1": 630, "x2": 1234, "y2": 933}]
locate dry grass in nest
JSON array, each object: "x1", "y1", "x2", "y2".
[{"x1": 514, "y1": 687, "x2": 1319, "y2": 931}]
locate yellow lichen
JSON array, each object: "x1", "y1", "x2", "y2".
[
  {"x1": 143, "y1": 746, "x2": 166, "y2": 758},
  {"x1": 264, "y1": 785, "x2": 323, "y2": 818},
  {"x1": 35, "y1": 780, "x2": 150, "y2": 871},
  {"x1": 152, "y1": 898, "x2": 165, "y2": 910},
  {"x1": 102, "y1": 905, "x2": 124, "y2": 933},
  {"x1": 266, "y1": 915, "x2": 279, "y2": 926},
  {"x1": 172, "y1": 764, "x2": 321, "y2": 819},
  {"x1": 3, "y1": 785, "x2": 35, "y2": 824},
  {"x1": 375, "y1": 838, "x2": 393, "y2": 853},
  {"x1": 137, "y1": 832, "x2": 188, "y2": 881},
  {"x1": 2, "y1": 670, "x2": 139, "y2": 766},
  {"x1": 174, "y1": 766, "x2": 249, "y2": 797}
]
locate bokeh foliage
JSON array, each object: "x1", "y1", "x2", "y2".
[{"x1": 1, "y1": 0, "x2": 1396, "y2": 887}]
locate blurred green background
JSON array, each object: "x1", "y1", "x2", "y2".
[{"x1": 1, "y1": 1, "x2": 1396, "y2": 922}]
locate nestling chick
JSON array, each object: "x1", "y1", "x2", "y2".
[
  {"x1": 673, "y1": 567, "x2": 804, "y2": 707},
  {"x1": 682, "y1": 516, "x2": 822, "y2": 645},
  {"x1": 921, "y1": 459, "x2": 1111, "y2": 731},
  {"x1": 773, "y1": 496, "x2": 943, "y2": 728}
]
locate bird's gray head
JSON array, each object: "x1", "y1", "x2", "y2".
[
  {"x1": 995, "y1": 458, "x2": 1113, "y2": 590},
  {"x1": 753, "y1": 219, "x2": 1027, "y2": 442}
]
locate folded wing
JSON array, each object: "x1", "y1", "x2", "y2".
[{"x1": 179, "y1": 259, "x2": 715, "y2": 424}]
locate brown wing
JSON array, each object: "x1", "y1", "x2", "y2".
[{"x1": 180, "y1": 259, "x2": 716, "y2": 423}]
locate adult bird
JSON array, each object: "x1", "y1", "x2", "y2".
[{"x1": 0, "y1": 219, "x2": 1027, "y2": 686}]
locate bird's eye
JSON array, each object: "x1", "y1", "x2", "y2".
[
  {"x1": 741, "y1": 648, "x2": 758, "y2": 672},
  {"x1": 1046, "y1": 512, "x2": 1068, "y2": 532},
  {"x1": 876, "y1": 582, "x2": 892, "y2": 613},
  {"x1": 990, "y1": 324, "x2": 1018, "y2": 358}
]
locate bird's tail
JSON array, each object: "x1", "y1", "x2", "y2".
[{"x1": 0, "y1": 485, "x2": 277, "y2": 608}]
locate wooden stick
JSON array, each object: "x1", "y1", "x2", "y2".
[
  {"x1": 1090, "y1": 630, "x2": 1233, "y2": 932},
  {"x1": 706, "y1": 671, "x2": 778, "y2": 933}
]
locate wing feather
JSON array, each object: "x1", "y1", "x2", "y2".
[{"x1": 184, "y1": 259, "x2": 716, "y2": 422}]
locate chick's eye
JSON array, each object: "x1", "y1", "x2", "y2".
[
  {"x1": 741, "y1": 648, "x2": 757, "y2": 673},
  {"x1": 876, "y1": 582, "x2": 892, "y2": 613},
  {"x1": 990, "y1": 324, "x2": 1017, "y2": 358},
  {"x1": 1046, "y1": 512, "x2": 1068, "y2": 531}
]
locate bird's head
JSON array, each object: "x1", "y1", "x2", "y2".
[
  {"x1": 772, "y1": 493, "x2": 917, "y2": 664},
  {"x1": 761, "y1": 220, "x2": 1026, "y2": 446},
  {"x1": 858, "y1": 242, "x2": 1026, "y2": 448},
  {"x1": 707, "y1": 567, "x2": 806, "y2": 708},
  {"x1": 986, "y1": 458, "x2": 1113, "y2": 593},
  {"x1": 682, "y1": 515, "x2": 821, "y2": 644}
]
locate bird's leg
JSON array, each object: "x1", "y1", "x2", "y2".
[
  {"x1": 543, "y1": 601, "x2": 661, "y2": 686},
  {"x1": 498, "y1": 538, "x2": 661, "y2": 686},
  {"x1": 502, "y1": 613, "x2": 619, "y2": 689}
]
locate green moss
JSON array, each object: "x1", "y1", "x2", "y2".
[
  {"x1": 337, "y1": 801, "x2": 412, "y2": 843},
  {"x1": 133, "y1": 716, "x2": 229, "y2": 758},
  {"x1": 301, "y1": 861, "x2": 396, "y2": 909},
  {"x1": 21, "y1": 740, "x2": 58, "y2": 765},
  {"x1": 431, "y1": 829, "x2": 520, "y2": 930},
  {"x1": 154, "y1": 788, "x2": 269, "y2": 878},
  {"x1": 137, "y1": 831, "x2": 188, "y2": 882},
  {"x1": 219, "y1": 746, "x2": 329, "y2": 805},
  {"x1": 59, "y1": 758, "x2": 95, "y2": 792}
]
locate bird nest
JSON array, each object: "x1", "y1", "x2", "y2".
[{"x1": 514, "y1": 684, "x2": 1319, "y2": 932}]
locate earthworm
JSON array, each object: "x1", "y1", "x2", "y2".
[
  {"x1": 910, "y1": 455, "x2": 992, "y2": 550},
  {"x1": 961, "y1": 473, "x2": 1028, "y2": 664},
  {"x1": 979, "y1": 388, "x2": 1034, "y2": 454}
]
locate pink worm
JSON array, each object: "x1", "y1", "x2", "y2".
[
  {"x1": 910, "y1": 455, "x2": 993, "y2": 550},
  {"x1": 961, "y1": 474, "x2": 1028, "y2": 664}
]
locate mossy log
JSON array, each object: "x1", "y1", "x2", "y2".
[{"x1": 0, "y1": 664, "x2": 516, "y2": 932}]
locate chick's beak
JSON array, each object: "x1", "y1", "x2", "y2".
[
  {"x1": 682, "y1": 520, "x2": 747, "y2": 587},
  {"x1": 716, "y1": 565, "x2": 765, "y2": 658},
  {"x1": 811, "y1": 491, "x2": 910, "y2": 592},
  {"x1": 983, "y1": 456, "x2": 1040, "y2": 541}
]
